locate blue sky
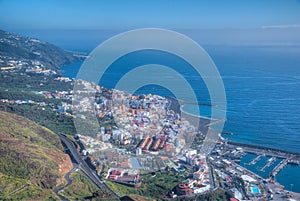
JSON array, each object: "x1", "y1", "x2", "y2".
[{"x1": 0, "y1": 0, "x2": 300, "y2": 30}]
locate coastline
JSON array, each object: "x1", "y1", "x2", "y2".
[
  {"x1": 180, "y1": 105, "x2": 212, "y2": 120},
  {"x1": 166, "y1": 96, "x2": 213, "y2": 131},
  {"x1": 166, "y1": 95, "x2": 300, "y2": 194},
  {"x1": 61, "y1": 61, "x2": 300, "y2": 193}
]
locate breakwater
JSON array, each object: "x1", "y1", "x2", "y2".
[{"x1": 227, "y1": 141, "x2": 300, "y2": 157}]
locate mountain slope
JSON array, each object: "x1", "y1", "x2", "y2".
[
  {"x1": 0, "y1": 111, "x2": 73, "y2": 200},
  {"x1": 0, "y1": 29, "x2": 83, "y2": 70}
]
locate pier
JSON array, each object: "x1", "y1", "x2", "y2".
[
  {"x1": 270, "y1": 158, "x2": 290, "y2": 177},
  {"x1": 248, "y1": 155, "x2": 263, "y2": 165},
  {"x1": 270, "y1": 156, "x2": 300, "y2": 177},
  {"x1": 260, "y1": 157, "x2": 276, "y2": 172},
  {"x1": 288, "y1": 159, "x2": 300, "y2": 165}
]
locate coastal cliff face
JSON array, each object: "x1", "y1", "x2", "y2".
[
  {"x1": 0, "y1": 111, "x2": 73, "y2": 200},
  {"x1": 0, "y1": 29, "x2": 83, "y2": 70}
]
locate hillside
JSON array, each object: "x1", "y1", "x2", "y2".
[
  {"x1": 0, "y1": 111, "x2": 73, "y2": 200},
  {"x1": 0, "y1": 29, "x2": 83, "y2": 70}
]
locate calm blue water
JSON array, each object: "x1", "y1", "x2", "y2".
[
  {"x1": 62, "y1": 46, "x2": 300, "y2": 153},
  {"x1": 239, "y1": 153, "x2": 283, "y2": 179},
  {"x1": 59, "y1": 38, "x2": 300, "y2": 192},
  {"x1": 276, "y1": 164, "x2": 300, "y2": 192}
]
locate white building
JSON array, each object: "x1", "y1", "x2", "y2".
[
  {"x1": 193, "y1": 184, "x2": 210, "y2": 194},
  {"x1": 136, "y1": 148, "x2": 142, "y2": 155}
]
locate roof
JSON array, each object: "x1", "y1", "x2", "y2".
[{"x1": 241, "y1": 174, "x2": 256, "y2": 182}]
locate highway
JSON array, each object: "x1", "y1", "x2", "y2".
[{"x1": 57, "y1": 133, "x2": 119, "y2": 200}]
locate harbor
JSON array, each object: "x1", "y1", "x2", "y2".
[
  {"x1": 221, "y1": 140, "x2": 300, "y2": 193},
  {"x1": 167, "y1": 95, "x2": 300, "y2": 194},
  {"x1": 248, "y1": 154, "x2": 263, "y2": 165}
]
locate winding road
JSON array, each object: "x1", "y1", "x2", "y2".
[
  {"x1": 57, "y1": 133, "x2": 119, "y2": 200},
  {"x1": 54, "y1": 163, "x2": 78, "y2": 201}
]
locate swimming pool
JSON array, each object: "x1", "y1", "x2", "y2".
[{"x1": 251, "y1": 187, "x2": 260, "y2": 194}]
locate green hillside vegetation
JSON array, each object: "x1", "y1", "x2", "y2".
[
  {"x1": 0, "y1": 73, "x2": 73, "y2": 93},
  {"x1": 0, "y1": 175, "x2": 59, "y2": 201},
  {"x1": 0, "y1": 29, "x2": 83, "y2": 70},
  {"x1": 59, "y1": 172, "x2": 113, "y2": 200},
  {"x1": 105, "y1": 172, "x2": 186, "y2": 199},
  {"x1": 0, "y1": 102, "x2": 76, "y2": 135},
  {"x1": 0, "y1": 111, "x2": 72, "y2": 200}
]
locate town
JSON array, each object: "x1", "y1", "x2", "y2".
[{"x1": 1, "y1": 54, "x2": 300, "y2": 200}]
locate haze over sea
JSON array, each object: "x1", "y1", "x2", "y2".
[{"x1": 18, "y1": 29, "x2": 300, "y2": 192}]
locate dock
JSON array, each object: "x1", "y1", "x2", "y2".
[
  {"x1": 260, "y1": 157, "x2": 276, "y2": 172},
  {"x1": 271, "y1": 158, "x2": 290, "y2": 177},
  {"x1": 248, "y1": 155, "x2": 263, "y2": 165},
  {"x1": 288, "y1": 158, "x2": 300, "y2": 165}
]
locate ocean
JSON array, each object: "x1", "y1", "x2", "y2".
[
  {"x1": 62, "y1": 46, "x2": 300, "y2": 153},
  {"x1": 27, "y1": 30, "x2": 300, "y2": 192}
]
